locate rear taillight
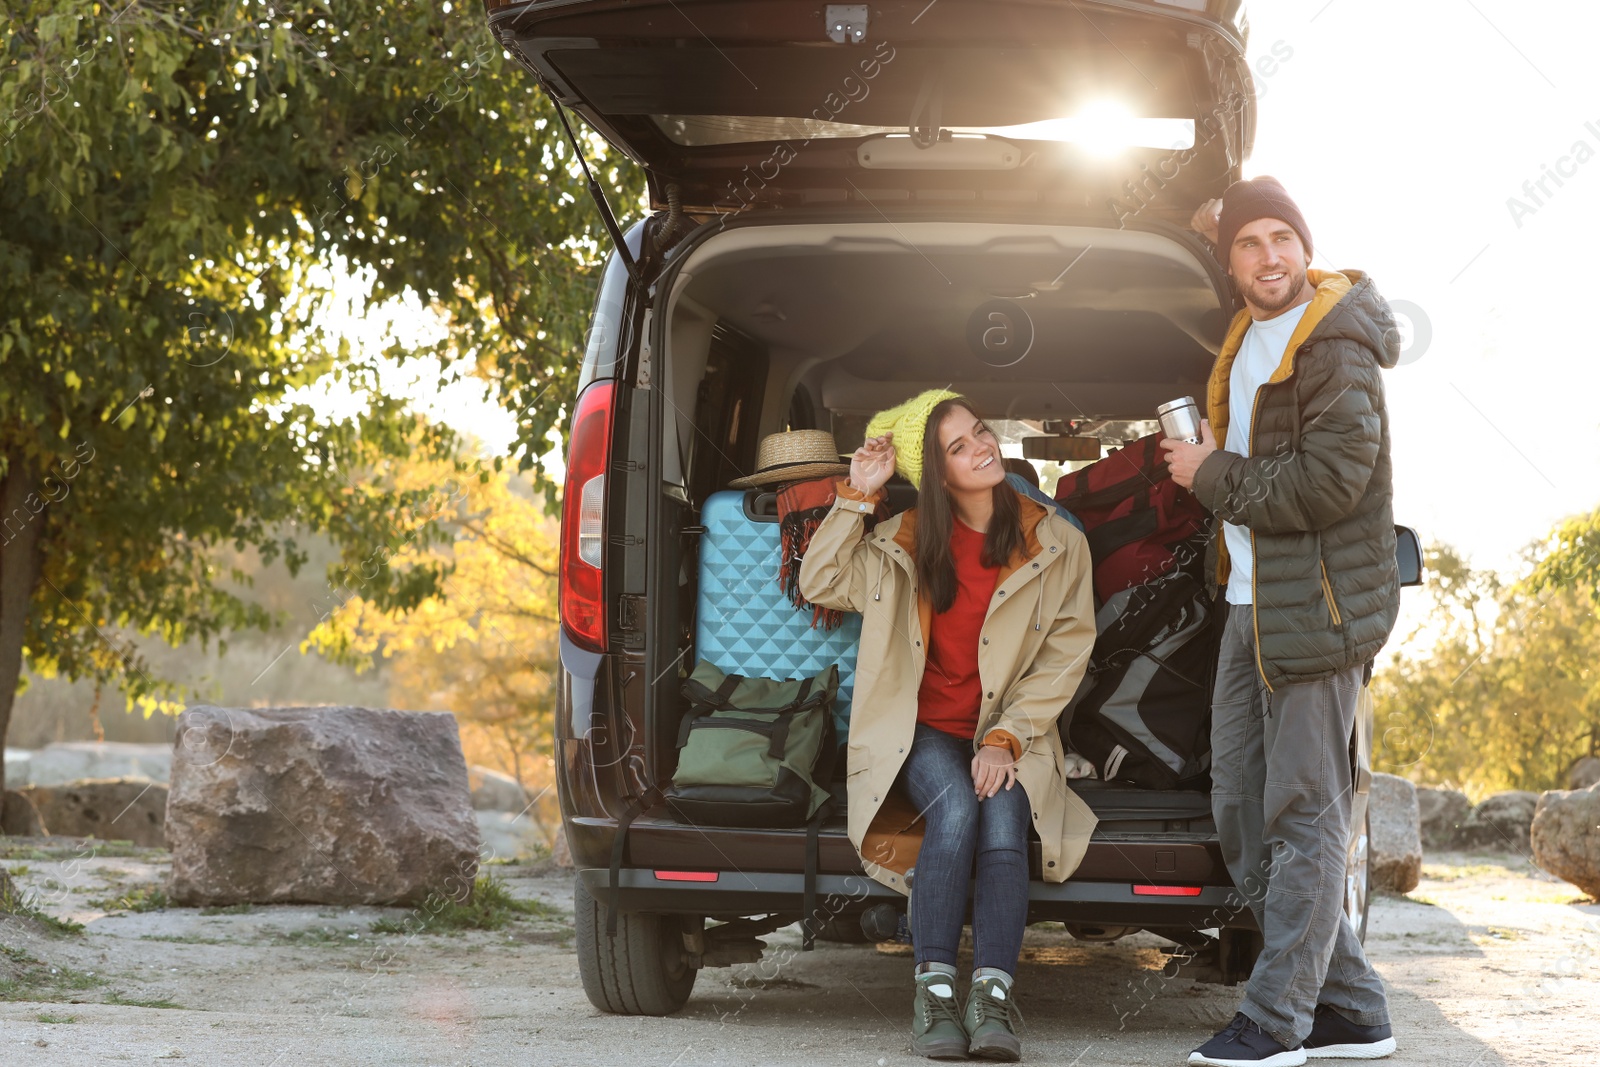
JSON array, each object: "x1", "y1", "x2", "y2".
[
  {"x1": 1131, "y1": 884, "x2": 1204, "y2": 897},
  {"x1": 653, "y1": 871, "x2": 719, "y2": 883},
  {"x1": 560, "y1": 380, "x2": 616, "y2": 652}
]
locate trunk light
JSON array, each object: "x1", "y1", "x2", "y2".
[{"x1": 653, "y1": 871, "x2": 719, "y2": 883}]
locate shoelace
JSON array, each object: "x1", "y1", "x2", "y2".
[
  {"x1": 921, "y1": 988, "x2": 965, "y2": 1031},
  {"x1": 972, "y1": 985, "x2": 1027, "y2": 1036},
  {"x1": 1216, "y1": 1013, "x2": 1253, "y2": 1041}
]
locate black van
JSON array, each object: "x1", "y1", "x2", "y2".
[{"x1": 483, "y1": 0, "x2": 1424, "y2": 1017}]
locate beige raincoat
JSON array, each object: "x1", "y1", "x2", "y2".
[{"x1": 798, "y1": 481, "x2": 1099, "y2": 895}]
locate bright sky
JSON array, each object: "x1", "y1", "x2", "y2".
[
  {"x1": 335, "y1": 0, "x2": 1600, "y2": 584},
  {"x1": 1243, "y1": 0, "x2": 1600, "y2": 575}
]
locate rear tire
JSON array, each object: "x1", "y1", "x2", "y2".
[
  {"x1": 1345, "y1": 809, "x2": 1372, "y2": 943},
  {"x1": 574, "y1": 876, "x2": 700, "y2": 1015},
  {"x1": 815, "y1": 916, "x2": 872, "y2": 944},
  {"x1": 1218, "y1": 927, "x2": 1263, "y2": 986}
]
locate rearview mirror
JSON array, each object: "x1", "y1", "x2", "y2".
[
  {"x1": 1023, "y1": 435, "x2": 1102, "y2": 463},
  {"x1": 1394, "y1": 525, "x2": 1423, "y2": 587}
]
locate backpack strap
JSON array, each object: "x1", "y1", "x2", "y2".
[
  {"x1": 676, "y1": 670, "x2": 747, "y2": 748},
  {"x1": 704, "y1": 672, "x2": 743, "y2": 708},
  {"x1": 800, "y1": 801, "x2": 829, "y2": 951},
  {"x1": 1084, "y1": 507, "x2": 1159, "y2": 562},
  {"x1": 607, "y1": 783, "x2": 663, "y2": 937},
  {"x1": 798, "y1": 670, "x2": 841, "y2": 952}
]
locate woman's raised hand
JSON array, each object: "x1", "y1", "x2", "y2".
[{"x1": 849, "y1": 432, "x2": 896, "y2": 496}]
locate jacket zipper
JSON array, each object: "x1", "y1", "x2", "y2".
[
  {"x1": 1319, "y1": 561, "x2": 1343, "y2": 626},
  {"x1": 1246, "y1": 384, "x2": 1274, "y2": 694}
]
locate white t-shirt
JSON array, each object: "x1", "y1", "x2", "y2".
[{"x1": 1222, "y1": 302, "x2": 1313, "y2": 605}]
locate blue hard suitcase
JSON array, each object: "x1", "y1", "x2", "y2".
[{"x1": 695, "y1": 490, "x2": 862, "y2": 737}]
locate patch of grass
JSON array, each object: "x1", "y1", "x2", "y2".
[
  {"x1": 105, "y1": 991, "x2": 184, "y2": 1009},
  {"x1": 0, "y1": 840, "x2": 155, "y2": 862},
  {"x1": 199, "y1": 902, "x2": 255, "y2": 916},
  {"x1": 274, "y1": 927, "x2": 363, "y2": 946},
  {"x1": 138, "y1": 934, "x2": 227, "y2": 945},
  {"x1": 8, "y1": 865, "x2": 32, "y2": 877},
  {"x1": 92, "y1": 886, "x2": 169, "y2": 914},
  {"x1": 369, "y1": 875, "x2": 562, "y2": 935},
  {"x1": 0, "y1": 847, "x2": 51, "y2": 861},
  {"x1": 36, "y1": 1012, "x2": 77, "y2": 1023},
  {"x1": 0, "y1": 879, "x2": 85, "y2": 936},
  {"x1": 0, "y1": 947, "x2": 107, "y2": 1002}
]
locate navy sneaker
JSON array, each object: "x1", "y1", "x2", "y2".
[
  {"x1": 1189, "y1": 1013, "x2": 1306, "y2": 1067},
  {"x1": 1303, "y1": 1005, "x2": 1396, "y2": 1059}
]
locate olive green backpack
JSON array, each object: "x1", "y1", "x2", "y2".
[
  {"x1": 608, "y1": 661, "x2": 841, "y2": 950},
  {"x1": 666, "y1": 660, "x2": 839, "y2": 827}
]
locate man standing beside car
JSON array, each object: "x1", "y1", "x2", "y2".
[{"x1": 1162, "y1": 177, "x2": 1402, "y2": 1067}]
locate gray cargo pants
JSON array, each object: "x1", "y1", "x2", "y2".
[{"x1": 1211, "y1": 603, "x2": 1390, "y2": 1049}]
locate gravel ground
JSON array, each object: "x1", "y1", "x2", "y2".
[{"x1": 0, "y1": 842, "x2": 1596, "y2": 1066}]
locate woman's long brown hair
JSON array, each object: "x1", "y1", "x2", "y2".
[{"x1": 916, "y1": 398, "x2": 1024, "y2": 614}]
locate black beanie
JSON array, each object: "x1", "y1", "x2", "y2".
[{"x1": 1213, "y1": 176, "x2": 1313, "y2": 267}]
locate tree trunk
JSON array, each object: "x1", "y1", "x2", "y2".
[{"x1": 0, "y1": 454, "x2": 46, "y2": 805}]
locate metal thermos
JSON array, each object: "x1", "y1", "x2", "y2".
[{"x1": 1157, "y1": 396, "x2": 1202, "y2": 445}]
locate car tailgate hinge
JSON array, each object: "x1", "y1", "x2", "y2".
[{"x1": 618, "y1": 594, "x2": 646, "y2": 634}]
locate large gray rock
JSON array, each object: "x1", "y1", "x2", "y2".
[
  {"x1": 1568, "y1": 756, "x2": 1600, "y2": 791},
  {"x1": 166, "y1": 706, "x2": 479, "y2": 906},
  {"x1": 1416, "y1": 787, "x2": 1473, "y2": 850},
  {"x1": 1, "y1": 790, "x2": 48, "y2": 837},
  {"x1": 467, "y1": 765, "x2": 530, "y2": 812},
  {"x1": 1456, "y1": 790, "x2": 1541, "y2": 853},
  {"x1": 19, "y1": 778, "x2": 165, "y2": 846},
  {"x1": 474, "y1": 811, "x2": 547, "y2": 862},
  {"x1": 1368, "y1": 773, "x2": 1422, "y2": 893},
  {"x1": 20, "y1": 742, "x2": 172, "y2": 787},
  {"x1": 1531, "y1": 785, "x2": 1600, "y2": 900}
]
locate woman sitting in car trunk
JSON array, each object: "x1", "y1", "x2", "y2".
[{"x1": 798, "y1": 390, "x2": 1098, "y2": 1062}]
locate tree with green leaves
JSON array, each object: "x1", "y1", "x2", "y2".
[
  {"x1": 0, "y1": 0, "x2": 643, "y2": 801},
  {"x1": 1374, "y1": 540, "x2": 1600, "y2": 796}
]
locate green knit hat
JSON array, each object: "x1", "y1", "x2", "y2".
[{"x1": 864, "y1": 388, "x2": 963, "y2": 490}]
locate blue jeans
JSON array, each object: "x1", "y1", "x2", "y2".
[{"x1": 897, "y1": 722, "x2": 1032, "y2": 973}]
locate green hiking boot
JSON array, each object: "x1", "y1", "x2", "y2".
[
  {"x1": 911, "y1": 972, "x2": 970, "y2": 1060},
  {"x1": 963, "y1": 976, "x2": 1023, "y2": 1062}
]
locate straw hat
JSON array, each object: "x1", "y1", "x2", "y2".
[{"x1": 729, "y1": 430, "x2": 851, "y2": 489}]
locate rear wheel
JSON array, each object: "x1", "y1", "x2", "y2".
[
  {"x1": 1345, "y1": 810, "x2": 1372, "y2": 943},
  {"x1": 815, "y1": 916, "x2": 871, "y2": 944},
  {"x1": 574, "y1": 876, "x2": 700, "y2": 1015}
]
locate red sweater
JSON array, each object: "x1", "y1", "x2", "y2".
[{"x1": 916, "y1": 518, "x2": 1000, "y2": 740}]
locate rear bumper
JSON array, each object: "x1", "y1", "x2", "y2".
[{"x1": 579, "y1": 867, "x2": 1258, "y2": 930}]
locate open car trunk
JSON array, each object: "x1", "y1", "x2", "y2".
[{"x1": 638, "y1": 214, "x2": 1232, "y2": 853}]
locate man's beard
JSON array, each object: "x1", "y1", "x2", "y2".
[{"x1": 1240, "y1": 264, "x2": 1309, "y2": 313}]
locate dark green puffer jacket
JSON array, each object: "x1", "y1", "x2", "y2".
[{"x1": 1192, "y1": 270, "x2": 1401, "y2": 690}]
